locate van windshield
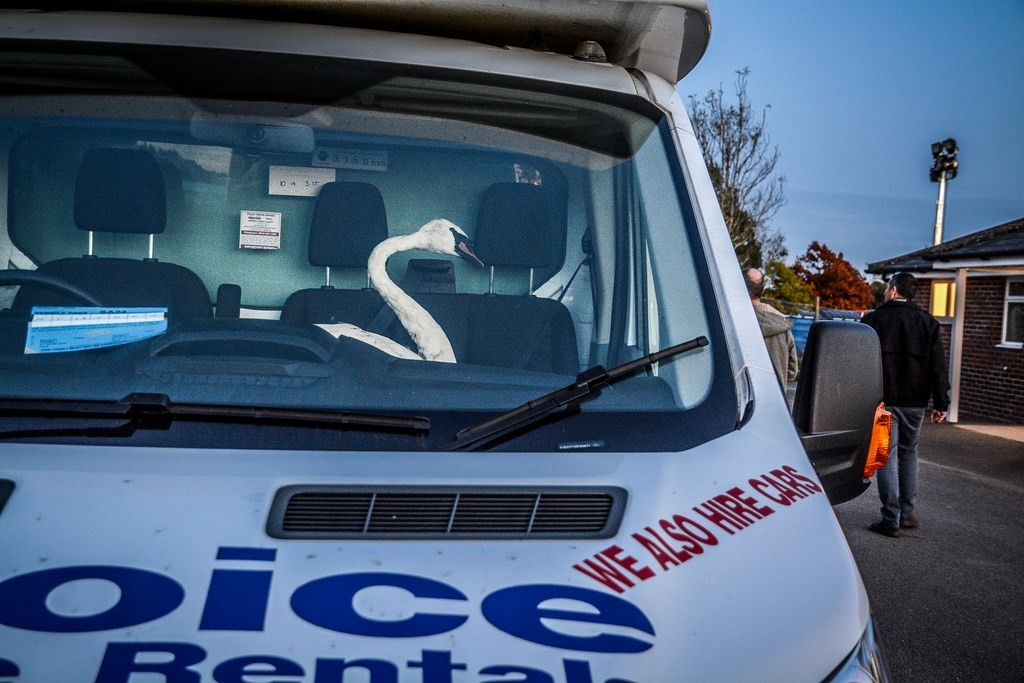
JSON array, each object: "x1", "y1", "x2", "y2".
[{"x1": 0, "y1": 49, "x2": 735, "y2": 451}]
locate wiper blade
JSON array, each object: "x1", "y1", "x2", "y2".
[
  {"x1": 0, "y1": 393, "x2": 430, "y2": 435},
  {"x1": 446, "y1": 335, "x2": 709, "y2": 451}
]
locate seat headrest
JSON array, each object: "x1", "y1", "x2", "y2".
[
  {"x1": 475, "y1": 183, "x2": 563, "y2": 269},
  {"x1": 308, "y1": 182, "x2": 389, "y2": 268},
  {"x1": 74, "y1": 148, "x2": 167, "y2": 235}
]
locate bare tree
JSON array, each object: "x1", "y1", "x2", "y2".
[{"x1": 688, "y1": 68, "x2": 787, "y2": 268}]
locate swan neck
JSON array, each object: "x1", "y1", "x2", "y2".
[{"x1": 366, "y1": 233, "x2": 455, "y2": 362}]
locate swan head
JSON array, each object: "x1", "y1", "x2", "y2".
[{"x1": 418, "y1": 218, "x2": 485, "y2": 269}]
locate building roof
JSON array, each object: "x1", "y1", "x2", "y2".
[{"x1": 866, "y1": 217, "x2": 1024, "y2": 275}]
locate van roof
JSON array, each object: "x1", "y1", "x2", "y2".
[{"x1": 6, "y1": 0, "x2": 711, "y2": 84}]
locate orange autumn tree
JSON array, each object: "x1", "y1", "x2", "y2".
[{"x1": 792, "y1": 241, "x2": 873, "y2": 310}]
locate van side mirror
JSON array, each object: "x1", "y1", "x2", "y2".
[{"x1": 793, "y1": 321, "x2": 882, "y2": 505}]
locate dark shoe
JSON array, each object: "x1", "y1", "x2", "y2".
[
  {"x1": 900, "y1": 515, "x2": 919, "y2": 529},
  {"x1": 868, "y1": 522, "x2": 901, "y2": 538}
]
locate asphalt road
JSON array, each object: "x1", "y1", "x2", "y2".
[{"x1": 832, "y1": 422, "x2": 1024, "y2": 683}]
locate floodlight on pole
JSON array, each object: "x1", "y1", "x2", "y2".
[{"x1": 930, "y1": 138, "x2": 958, "y2": 245}]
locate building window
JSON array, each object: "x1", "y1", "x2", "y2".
[
  {"x1": 930, "y1": 280, "x2": 956, "y2": 319},
  {"x1": 1004, "y1": 279, "x2": 1024, "y2": 347}
]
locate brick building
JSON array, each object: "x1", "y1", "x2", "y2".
[{"x1": 866, "y1": 217, "x2": 1024, "y2": 424}]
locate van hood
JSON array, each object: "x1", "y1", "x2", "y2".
[{"x1": 0, "y1": 426, "x2": 865, "y2": 681}]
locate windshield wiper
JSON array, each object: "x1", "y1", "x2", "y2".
[
  {"x1": 445, "y1": 335, "x2": 709, "y2": 451},
  {"x1": 0, "y1": 393, "x2": 430, "y2": 438}
]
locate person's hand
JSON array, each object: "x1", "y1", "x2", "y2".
[{"x1": 930, "y1": 409, "x2": 947, "y2": 423}]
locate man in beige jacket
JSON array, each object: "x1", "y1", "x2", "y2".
[{"x1": 744, "y1": 268, "x2": 798, "y2": 388}]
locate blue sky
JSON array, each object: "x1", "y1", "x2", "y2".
[{"x1": 679, "y1": 0, "x2": 1024, "y2": 275}]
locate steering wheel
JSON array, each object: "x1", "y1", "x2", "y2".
[{"x1": 0, "y1": 270, "x2": 103, "y2": 307}]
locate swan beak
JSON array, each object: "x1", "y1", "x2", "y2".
[{"x1": 455, "y1": 237, "x2": 485, "y2": 269}]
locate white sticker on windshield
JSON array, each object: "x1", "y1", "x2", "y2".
[
  {"x1": 239, "y1": 210, "x2": 282, "y2": 250},
  {"x1": 24, "y1": 307, "x2": 168, "y2": 354},
  {"x1": 312, "y1": 147, "x2": 388, "y2": 172},
  {"x1": 268, "y1": 165, "x2": 336, "y2": 196}
]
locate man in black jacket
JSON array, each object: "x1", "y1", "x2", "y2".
[{"x1": 861, "y1": 272, "x2": 950, "y2": 538}]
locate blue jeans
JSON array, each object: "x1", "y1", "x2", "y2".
[{"x1": 877, "y1": 407, "x2": 926, "y2": 527}]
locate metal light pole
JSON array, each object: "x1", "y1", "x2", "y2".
[
  {"x1": 929, "y1": 139, "x2": 962, "y2": 422},
  {"x1": 930, "y1": 138, "x2": 958, "y2": 245}
]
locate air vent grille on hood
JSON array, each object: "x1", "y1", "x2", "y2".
[{"x1": 267, "y1": 486, "x2": 626, "y2": 539}]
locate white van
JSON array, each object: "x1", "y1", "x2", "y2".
[{"x1": 0, "y1": 2, "x2": 891, "y2": 681}]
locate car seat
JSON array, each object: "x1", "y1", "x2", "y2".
[{"x1": 10, "y1": 147, "x2": 213, "y2": 323}]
